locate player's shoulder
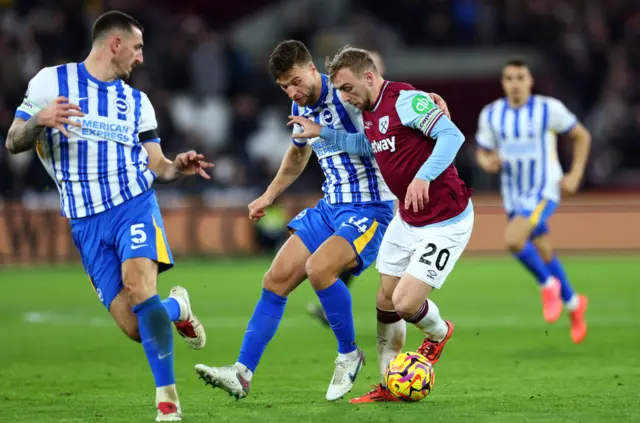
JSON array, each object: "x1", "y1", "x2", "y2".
[
  {"x1": 382, "y1": 81, "x2": 416, "y2": 102},
  {"x1": 532, "y1": 94, "x2": 565, "y2": 109},
  {"x1": 484, "y1": 97, "x2": 506, "y2": 110},
  {"x1": 28, "y1": 64, "x2": 67, "y2": 86},
  {"x1": 386, "y1": 81, "x2": 416, "y2": 94},
  {"x1": 118, "y1": 78, "x2": 148, "y2": 98}
]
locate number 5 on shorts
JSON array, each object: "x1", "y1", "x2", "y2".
[{"x1": 131, "y1": 223, "x2": 147, "y2": 244}]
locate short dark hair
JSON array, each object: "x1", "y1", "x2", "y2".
[
  {"x1": 325, "y1": 45, "x2": 377, "y2": 80},
  {"x1": 91, "y1": 11, "x2": 143, "y2": 42},
  {"x1": 268, "y1": 40, "x2": 313, "y2": 79},
  {"x1": 504, "y1": 57, "x2": 529, "y2": 68}
]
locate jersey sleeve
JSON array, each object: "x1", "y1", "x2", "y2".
[
  {"x1": 547, "y1": 97, "x2": 578, "y2": 134},
  {"x1": 15, "y1": 68, "x2": 57, "y2": 121},
  {"x1": 475, "y1": 104, "x2": 497, "y2": 151},
  {"x1": 395, "y1": 90, "x2": 444, "y2": 137},
  {"x1": 290, "y1": 102, "x2": 308, "y2": 147},
  {"x1": 138, "y1": 92, "x2": 160, "y2": 144}
]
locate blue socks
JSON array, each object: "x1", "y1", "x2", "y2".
[
  {"x1": 316, "y1": 279, "x2": 357, "y2": 354},
  {"x1": 514, "y1": 242, "x2": 552, "y2": 285},
  {"x1": 237, "y1": 289, "x2": 287, "y2": 373},
  {"x1": 547, "y1": 255, "x2": 575, "y2": 302},
  {"x1": 133, "y1": 294, "x2": 175, "y2": 387},
  {"x1": 162, "y1": 297, "x2": 182, "y2": 322}
]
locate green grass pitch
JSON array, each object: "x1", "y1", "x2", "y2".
[{"x1": 1, "y1": 256, "x2": 639, "y2": 422}]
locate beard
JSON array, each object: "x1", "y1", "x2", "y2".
[
  {"x1": 300, "y1": 84, "x2": 317, "y2": 107},
  {"x1": 362, "y1": 90, "x2": 374, "y2": 111}
]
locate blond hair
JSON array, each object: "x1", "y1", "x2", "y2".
[{"x1": 325, "y1": 45, "x2": 378, "y2": 79}]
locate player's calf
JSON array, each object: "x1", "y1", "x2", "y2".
[
  {"x1": 124, "y1": 258, "x2": 180, "y2": 420},
  {"x1": 393, "y1": 275, "x2": 452, "y2": 365}
]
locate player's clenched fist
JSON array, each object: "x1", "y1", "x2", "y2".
[
  {"x1": 405, "y1": 178, "x2": 431, "y2": 213},
  {"x1": 248, "y1": 193, "x2": 275, "y2": 221},
  {"x1": 37, "y1": 96, "x2": 85, "y2": 138}
]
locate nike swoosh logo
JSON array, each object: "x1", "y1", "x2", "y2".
[
  {"x1": 158, "y1": 352, "x2": 172, "y2": 359},
  {"x1": 131, "y1": 244, "x2": 148, "y2": 250},
  {"x1": 348, "y1": 358, "x2": 363, "y2": 383}
]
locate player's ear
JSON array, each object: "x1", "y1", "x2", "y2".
[
  {"x1": 308, "y1": 62, "x2": 317, "y2": 74},
  {"x1": 109, "y1": 36, "x2": 122, "y2": 54},
  {"x1": 363, "y1": 71, "x2": 374, "y2": 86}
]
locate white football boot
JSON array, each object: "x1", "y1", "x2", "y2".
[
  {"x1": 195, "y1": 364, "x2": 251, "y2": 399},
  {"x1": 169, "y1": 286, "x2": 206, "y2": 349},
  {"x1": 326, "y1": 347, "x2": 366, "y2": 401}
]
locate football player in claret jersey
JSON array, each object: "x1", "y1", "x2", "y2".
[
  {"x1": 475, "y1": 59, "x2": 590, "y2": 343},
  {"x1": 195, "y1": 41, "x2": 451, "y2": 402},
  {"x1": 289, "y1": 46, "x2": 473, "y2": 403},
  {"x1": 6, "y1": 11, "x2": 212, "y2": 421}
]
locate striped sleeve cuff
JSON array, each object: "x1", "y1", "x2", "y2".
[{"x1": 15, "y1": 110, "x2": 33, "y2": 121}]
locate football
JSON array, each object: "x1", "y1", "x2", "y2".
[{"x1": 384, "y1": 352, "x2": 435, "y2": 402}]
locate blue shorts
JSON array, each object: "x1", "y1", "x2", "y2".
[
  {"x1": 70, "y1": 190, "x2": 174, "y2": 310},
  {"x1": 508, "y1": 198, "x2": 558, "y2": 239},
  {"x1": 287, "y1": 199, "x2": 394, "y2": 276}
]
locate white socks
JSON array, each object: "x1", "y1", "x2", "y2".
[
  {"x1": 156, "y1": 384, "x2": 180, "y2": 407},
  {"x1": 376, "y1": 312, "x2": 406, "y2": 387},
  {"x1": 235, "y1": 362, "x2": 254, "y2": 381},
  {"x1": 408, "y1": 299, "x2": 448, "y2": 342}
]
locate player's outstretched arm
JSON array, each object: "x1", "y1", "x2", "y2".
[
  {"x1": 248, "y1": 144, "x2": 312, "y2": 221},
  {"x1": 287, "y1": 115, "x2": 374, "y2": 157},
  {"x1": 265, "y1": 144, "x2": 313, "y2": 200},
  {"x1": 320, "y1": 127, "x2": 373, "y2": 157},
  {"x1": 144, "y1": 142, "x2": 214, "y2": 183}
]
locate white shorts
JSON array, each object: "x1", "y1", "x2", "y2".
[{"x1": 376, "y1": 205, "x2": 474, "y2": 289}]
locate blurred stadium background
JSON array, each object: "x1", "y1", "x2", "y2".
[
  {"x1": 1, "y1": 2, "x2": 639, "y2": 422},
  {"x1": 0, "y1": 0, "x2": 639, "y2": 263}
]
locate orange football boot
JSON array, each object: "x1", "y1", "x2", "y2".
[
  {"x1": 541, "y1": 278, "x2": 563, "y2": 323},
  {"x1": 349, "y1": 384, "x2": 399, "y2": 404},
  {"x1": 569, "y1": 295, "x2": 588, "y2": 343},
  {"x1": 417, "y1": 320, "x2": 454, "y2": 365}
]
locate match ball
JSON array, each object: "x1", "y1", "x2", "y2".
[{"x1": 384, "y1": 352, "x2": 435, "y2": 402}]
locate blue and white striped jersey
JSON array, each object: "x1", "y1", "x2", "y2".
[
  {"x1": 291, "y1": 74, "x2": 394, "y2": 204},
  {"x1": 15, "y1": 63, "x2": 157, "y2": 219},
  {"x1": 475, "y1": 95, "x2": 577, "y2": 212}
]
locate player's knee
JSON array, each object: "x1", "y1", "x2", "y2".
[
  {"x1": 122, "y1": 259, "x2": 157, "y2": 304},
  {"x1": 263, "y1": 266, "x2": 294, "y2": 297},
  {"x1": 305, "y1": 254, "x2": 338, "y2": 290},
  {"x1": 504, "y1": 228, "x2": 526, "y2": 252},
  {"x1": 376, "y1": 287, "x2": 394, "y2": 311},
  {"x1": 391, "y1": 290, "x2": 422, "y2": 319}
]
